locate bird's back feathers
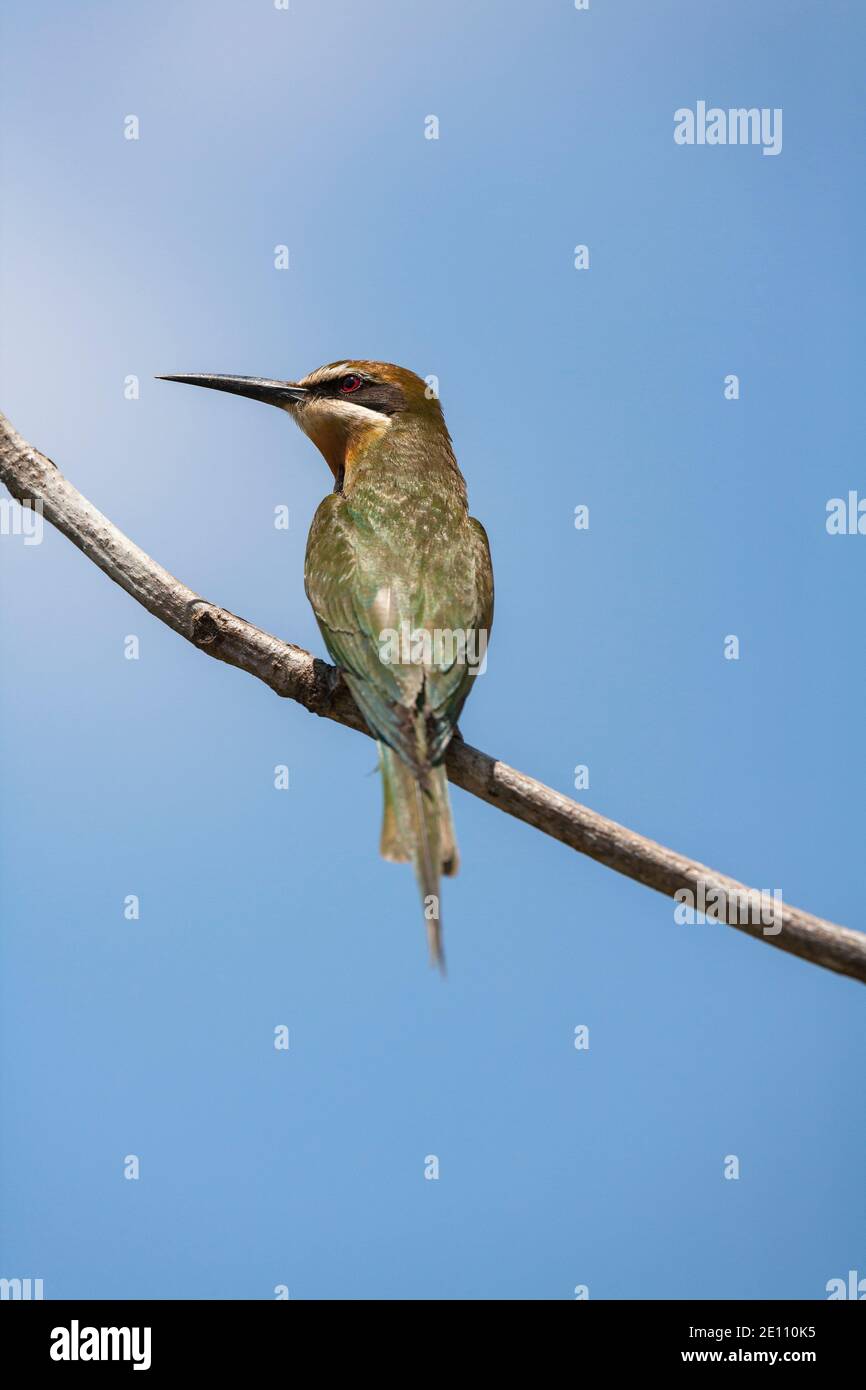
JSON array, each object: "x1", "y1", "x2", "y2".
[{"x1": 303, "y1": 414, "x2": 493, "y2": 963}]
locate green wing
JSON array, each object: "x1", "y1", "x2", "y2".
[
  {"x1": 304, "y1": 495, "x2": 493, "y2": 770},
  {"x1": 420, "y1": 515, "x2": 494, "y2": 763}
]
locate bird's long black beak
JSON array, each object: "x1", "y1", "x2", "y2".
[{"x1": 156, "y1": 373, "x2": 308, "y2": 407}]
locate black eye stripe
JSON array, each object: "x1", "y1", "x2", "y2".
[{"x1": 313, "y1": 377, "x2": 405, "y2": 417}]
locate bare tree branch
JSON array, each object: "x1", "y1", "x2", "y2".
[{"x1": 2, "y1": 410, "x2": 864, "y2": 985}]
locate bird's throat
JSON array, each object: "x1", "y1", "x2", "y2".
[{"x1": 299, "y1": 408, "x2": 391, "y2": 491}]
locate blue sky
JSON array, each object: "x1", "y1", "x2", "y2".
[{"x1": 1, "y1": 0, "x2": 863, "y2": 1299}]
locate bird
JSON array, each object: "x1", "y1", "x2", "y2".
[{"x1": 157, "y1": 362, "x2": 493, "y2": 969}]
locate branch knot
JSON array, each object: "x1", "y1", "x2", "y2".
[{"x1": 191, "y1": 605, "x2": 224, "y2": 649}]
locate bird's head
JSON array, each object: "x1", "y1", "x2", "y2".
[{"x1": 157, "y1": 360, "x2": 447, "y2": 483}]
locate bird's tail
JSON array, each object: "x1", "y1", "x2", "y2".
[{"x1": 379, "y1": 742, "x2": 458, "y2": 971}]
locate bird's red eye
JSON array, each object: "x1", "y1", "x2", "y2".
[{"x1": 339, "y1": 374, "x2": 363, "y2": 393}]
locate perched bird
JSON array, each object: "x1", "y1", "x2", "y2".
[{"x1": 158, "y1": 362, "x2": 493, "y2": 968}]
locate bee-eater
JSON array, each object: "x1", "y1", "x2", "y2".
[{"x1": 158, "y1": 362, "x2": 493, "y2": 968}]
